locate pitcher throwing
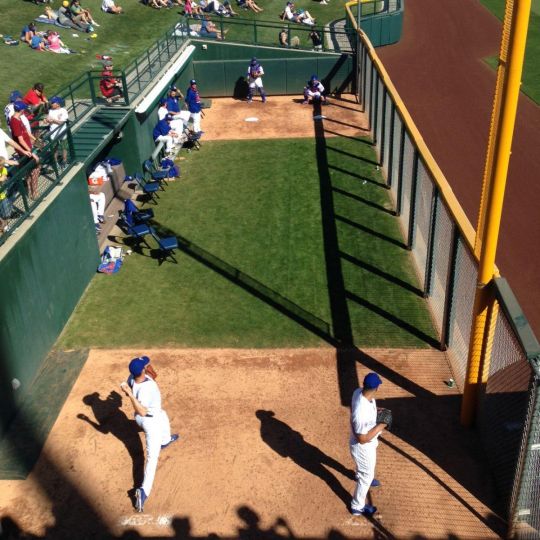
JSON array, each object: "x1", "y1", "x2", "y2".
[{"x1": 120, "y1": 356, "x2": 179, "y2": 513}]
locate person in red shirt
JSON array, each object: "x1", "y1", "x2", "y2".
[
  {"x1": 23, "y1": 82, "x2": 48, "y2": 116},
  {"x1": 9, "y1": 102, "x2": 40, "y2": 199},
  {"x1": 99, "y1": 68, "x2": 124, "y2": 104}
]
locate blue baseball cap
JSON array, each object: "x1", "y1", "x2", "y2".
[
  {"x1": 165, "y1": 113, "x2": 174, "y2": 121},
  {"x1": 250, "y1": 57, "x2": 257, "y2": 65},
  {"x1": 50, "y1": 96, "x2": 64, "y2": 106},
  {"x1": 189, "y1": 79, "x2": 197, "y2": 85},
  {"x1": 363, "y1": 372, "x2": 382, "y2": 389},
  {"x1": 310, "y1": 74, "x2": 318, "y2": 81},
  {"x1": 13, "y1": 101, "x2": 28, "y2": 112},
  {"x1": 9, "y1": 90, "x2": 22, "y2": 103},
  {"x1": 129, "y1": 356, "x2": 150, "y2": 376}
]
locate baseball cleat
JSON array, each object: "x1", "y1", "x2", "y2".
[
  {"x1": 370, "y1": 479, "x2": 381, "y2": 487},
  {"x1": 351, "y1": 504, "x2": 377, "y2": 517},
  {"x1": 161, "y1": 434, "x2": 180, "y2": 449},
  {"x1": 135, "y1": 488, "x2": 147, "y2": 513}
]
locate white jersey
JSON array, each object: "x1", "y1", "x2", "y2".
[
  {"x1": 0, "y1": 128, "x2": 13, "y2": 160},
  {"x1": 4, "y1": 104, "x2": 15, "y2": 128},
  {"x1": 102, "y1": 0, "x2": 115, "y2": 10},
  {"x1": 47, "y1": 107, "x2": 69, "y2": 139},
  {"x1": 158, "y1": 106, "x2": 168, "y2": 121},
  {"x1": 130, "y1": 375, "x2": 162, "y2": 416},
  {"x1": 350, "y1": 388, "x2": 378, "y2": 447}
]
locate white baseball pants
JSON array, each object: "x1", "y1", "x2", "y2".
[
  {"x1": 155, "y1": 135, "x2": 176, "y2": 153},
  {"x1": 350, "y1": 441, "x2": 377, "y2": 511},
  {"x1": 190, "y1": 111, "x2": 201, "y2": 133},
  {"x1": 136, "y1": 410, "x2": 172, "y2": 496},
  {"x1": 89, "y1": 192, "x2": 105, "y2": 224}
]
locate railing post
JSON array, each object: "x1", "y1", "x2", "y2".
[
  {"x1": 423, "y1": 187, "x2": 439, "y2": 297},
  {"x1": 121, "y1": 71, "x2": 130, "y2": 105},
  {"x1": 407, "y1": 151, "x2": 420, "y2": 249},
  {"x1": 87, "y1": 72, "x2": 97, "y2": 105},
  {"x1": 396, "y1": 122, "x2": 405, "y2": 216},
  {"x1": 220, "y1": 17, "x2": 225, "y2": 41},
  {"x1": 66, "y1": 123, "x2": 75, "y2": 162}
]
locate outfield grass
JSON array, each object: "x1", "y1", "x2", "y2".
[
  {"x1": 59, "y1": 135, "x2": 437, "y2": 350},
  {"x1": 480, "y1": 0, "x2": 540, "y2": 104}
]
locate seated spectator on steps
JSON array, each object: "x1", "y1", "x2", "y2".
[
  {"x1": 23, "y1": 83, "x2": 49, "y2": 116},
  {"x1": 70, "y1": 0, "x2": 100, "y2": 26},
  {"x1": 31, "y1": 35, "x2": 49, "y2": 52},
  {"x1": 282, "y1": 2, "x2": 297, "y2": 21},
  {"x1": 59, "y1": 1, "x2": 93, "y2": 31},
  {"x1": 20, "y1": 23, "x2": 37, "y2": 45},
  {"x1": 153, "y1": 114, "x2": 182, "y2": 155},
  {"x1": 99, "y1": 68, "x2": 124, "y2": 103},
  {"x1": 102, "y1": 0, "x2": 123, "y2": 13}
]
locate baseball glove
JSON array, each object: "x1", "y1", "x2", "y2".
[
  {"x1": 145, "y1": 364, "x2": 158, "y2": 380},
  {"x1": 376, "y1": 408, "x2": 392, "y2": 430}
]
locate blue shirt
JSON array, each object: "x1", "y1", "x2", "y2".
[
  {"x1": 186, "y1": 87, "x2": 202, "y2": 114},
  {"x1": 153, "y1": 119, "x2": 171, "y2": 140},
  {"x1": 166, "y1": 96, "x2": 180, "y2": 113}
]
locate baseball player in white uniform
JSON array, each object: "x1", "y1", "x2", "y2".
[
  {"x1": 120, "y1": 356, "x2": 179, "y2": 513},
  {"x1": 247, "y1": 57, "x2": 267, "y2": 103},
  {"x1": 303, "y1": 74, "x2": 327, "y2": 104},
  {"x1": 349, "y1": 372, "x2": 387, "y2": 516}
]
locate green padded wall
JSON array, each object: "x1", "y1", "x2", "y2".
[
  {"x1": 193, "y1": 51, "x2": 353, "y2": 96},
  {"x1": 0, "y1": 168, "x2": 99, "y2": 437}
]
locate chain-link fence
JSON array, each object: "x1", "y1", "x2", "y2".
[{"x1": 353, "y1": 17, "x2": 540, "y2": 539}]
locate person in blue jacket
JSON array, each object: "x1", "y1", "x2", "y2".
[
  {"x1": 152, "y1": 114, "x2": 181, "y2": 154},
  {"x1": 185, "y1": 79, "x2": 203, "y2": 135}
]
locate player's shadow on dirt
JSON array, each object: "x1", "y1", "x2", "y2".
[
  {"x1": 78, "y1": 391, "x2": 144, "y2": 489},
  {"x1": 255, "y1": 410, "x2": 354, "y2": 509}
]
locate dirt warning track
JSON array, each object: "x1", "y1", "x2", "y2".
[{"x1": 0, "y1": 348, "x2": 503, "y2": 539}]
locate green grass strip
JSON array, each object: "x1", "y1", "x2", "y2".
[{"x1": 59, "y1": 136, "x2": 436, "y2": 350}]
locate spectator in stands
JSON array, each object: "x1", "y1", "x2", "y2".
[
  {"x1": 23, "y1": 83, "x2": 49, "y2": 116},
  {"x1": 185, "y1": 0, "x2": 204, "y2": 16},
  {"x1": 200, "y1": 15, "x2": 225, "y2": 39},
  {"x1": 148, "y1": 0, "x2": 169, "y2": 9},
  {"x1": 0, "y1": 157, "x2": 13, "y2": 234},
  {"x1": 20, "y1": 23, "x2": 37, "y2": 45},
  {"x1": 47, "y1": 30, "x2": 71, "y2": 53},
  {"x1": 239, "y1": 0, "x2": 263, "y2": 12},
  {"x1": 222, "y1": 0, "x2": 237, "y2": 15},
  {"x1": 102, "y1": 0, "x2": 123, "y2": 14},
  {"x1": 46, "y1": 97, "x2": 69, "y2": 163},
  {"x1": 70, "y1": 0, "x2": 100, "y2": 26},
  {"x1": 296, "y1": 8, "x2": 315, "y2": 25},
  {"x1": 279, "y1": 27, "x2": 288, "y2": 47},
  {"x1": 309, "y1": 29, "x2": 322, "y2": 50},
  {"x1": 58, "y1": 1, "x2": 93, "y2": 31},
  {"x1": 99, "y1": 68, "x2": 124, "y2": 104},
  {"x1": 9, "y1": 102, "x2": 41, "y2": 200},
  {"x1": 153, "y1": 114, "x2": 181, "y2": 155},
  {"x1": 4, "y1": 91, "x2": 23, "y2": 130},
  {"x1": 30, "y1": 34, "x2": 48, "y2": 52},
  {"x1": 0, "y1": 126, "x2": 34, "y2": 167},
  {"x1": 282, "y1": 2, "x2": 297, "y2": 21}
]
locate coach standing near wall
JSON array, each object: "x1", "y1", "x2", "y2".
[
  {"x1": 120, "y1": 356, "x2": 179, "y2": 513},
  {"x1": 349, "y1": 373, "x2": 387, "y2": 517},
  {"x1": 185, "y1": 79, "x2": 203, "y2": 136}
]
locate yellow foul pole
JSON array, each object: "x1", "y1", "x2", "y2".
[{"x1": 461, "y1": 0, "x2": 531, "y2": 427}]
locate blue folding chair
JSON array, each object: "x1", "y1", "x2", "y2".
[
  {"x1": 143, "y1": 159, "x2": 172, "y2": 188},
  {"x1": 120, "y1": 211, "x2": 152, "y2": 249},
  {"x1": 150, "y1": 227, "x2": 178, "y2": 264},
  {"x1": 130, "y1": 173, "x2": 160, "y2": 205},
  {"x1": 123, "y1": 199, "x2": 154, "y2": 224}
]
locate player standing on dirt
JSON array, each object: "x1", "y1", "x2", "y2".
[
  {"x1": 246, "y1": 57, "x2": 267, "y2": 103},
  {"x1": 349, "y1": 372, "x2": 387, "y2": 517},
  {"x1": 120, "y1": 356, "x2": 179, "y2": 513}
]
